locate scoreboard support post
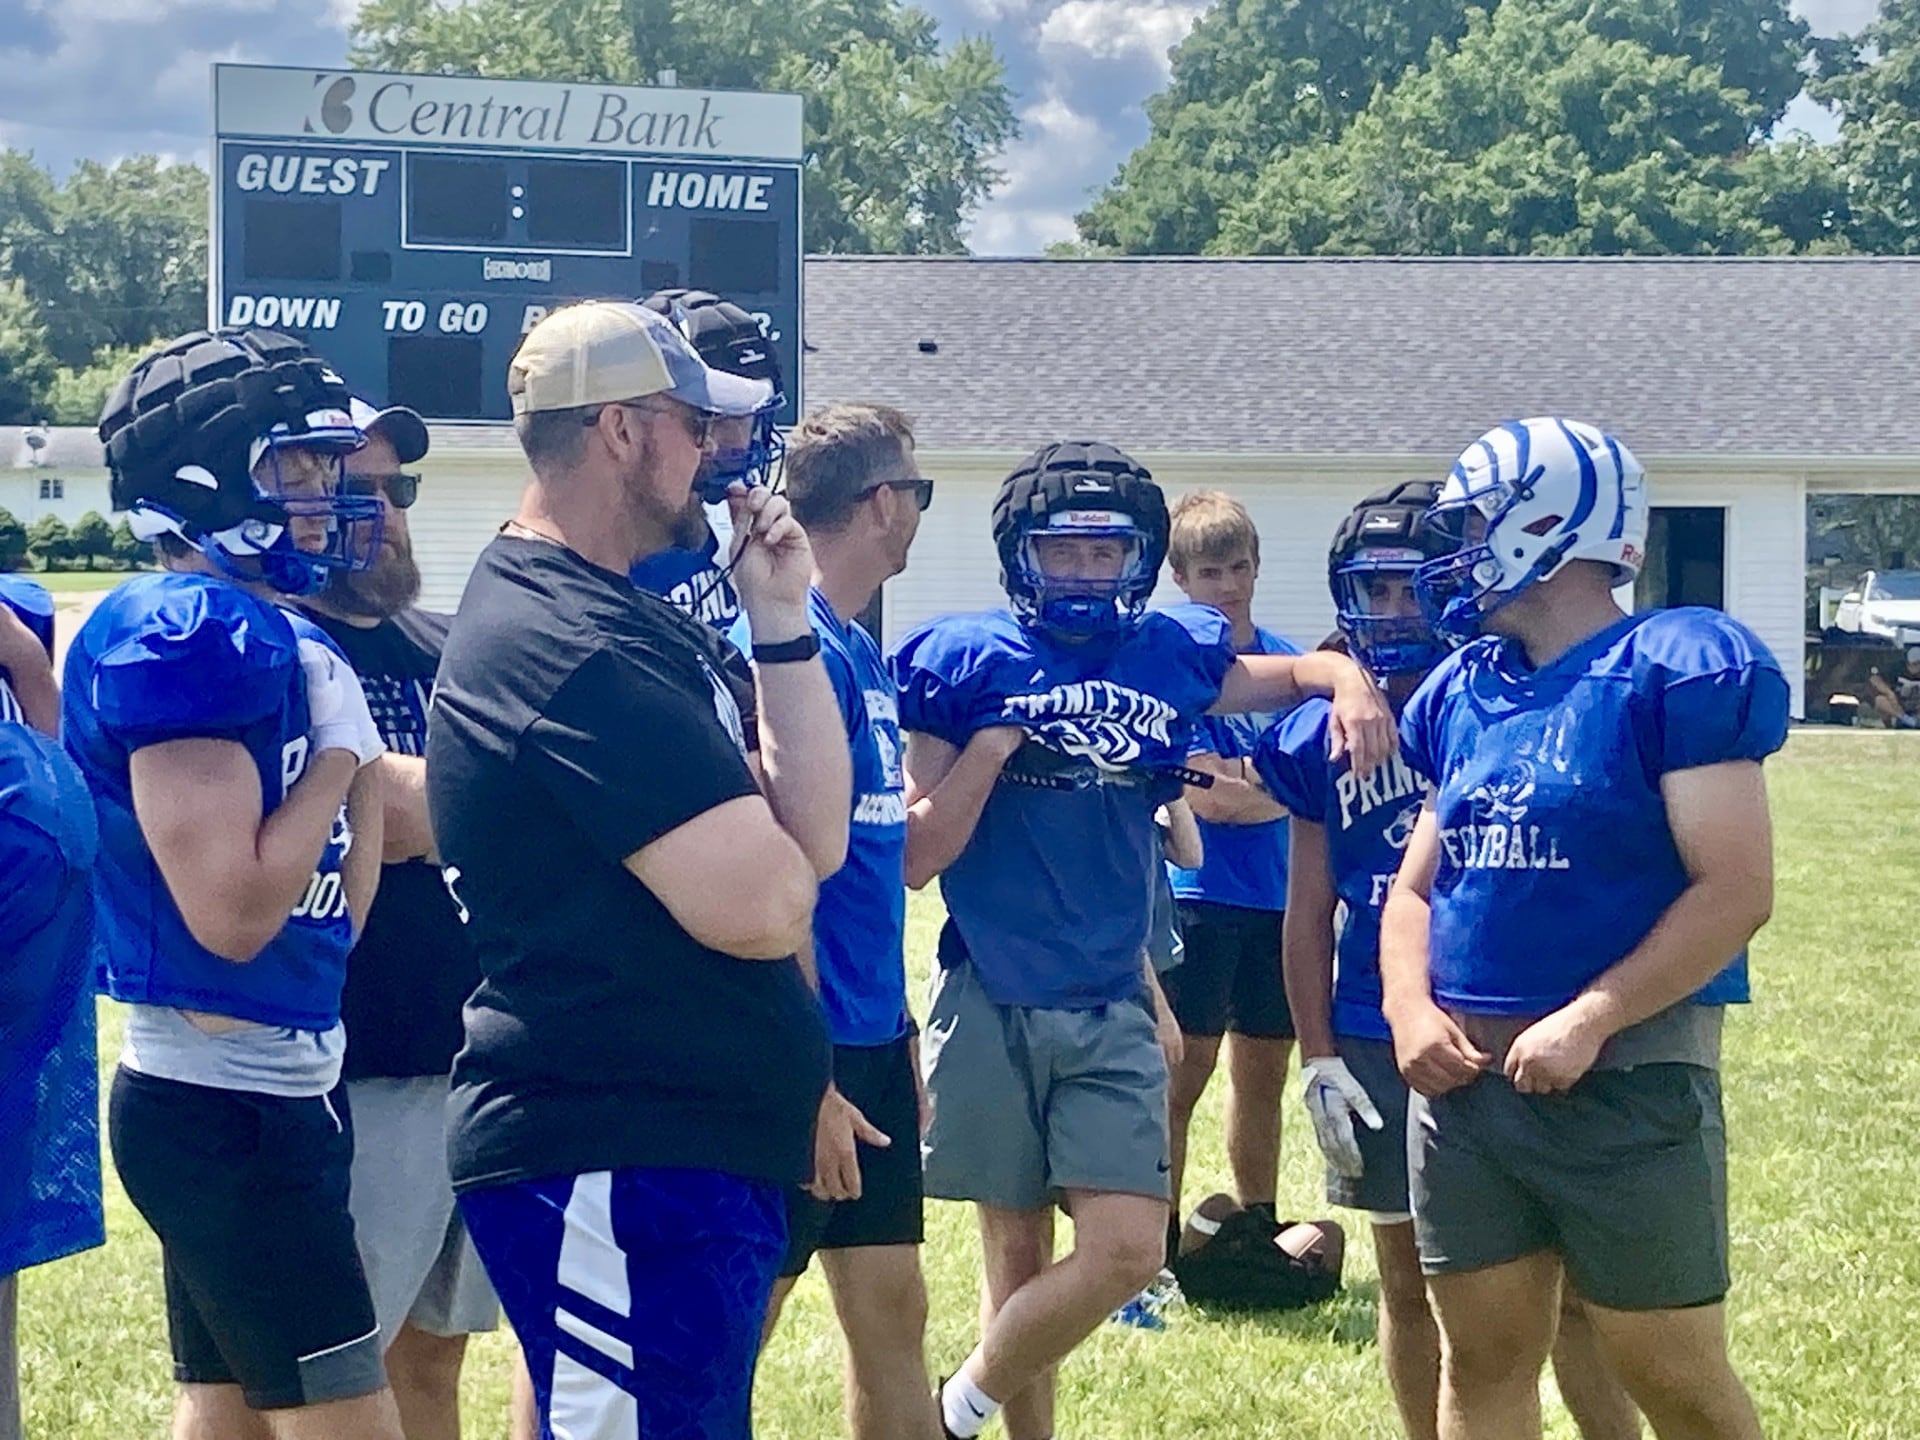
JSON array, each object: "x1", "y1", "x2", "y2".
[{"x1": 212, "y1": 63, "x2": 805, "y2": 425}]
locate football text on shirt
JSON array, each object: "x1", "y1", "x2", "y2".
[
  {"x1": 1435, "y1": 761, "x2": 1571, "y2": 872},
  {"x1": 1001, "y1": 680, "x2": 1178, "y2": 771}
]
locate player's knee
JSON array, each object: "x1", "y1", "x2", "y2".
[
  {"x1": 385, "y1": 1327, "x2": 467, "y2": 1399},
  {"x1": 1441, "y1": 1323, "x2": 1549, "y2": 1394},
  {"x1": 1082, "y1": 1223, "x2": 1167, "y2": 1296},
  {"x1": 837, "y1": 1262, "x2": 929, "y2": 1352},
  {"x1": 1376, "y1": 1259, "x2": 1432, "y2": 1325}
]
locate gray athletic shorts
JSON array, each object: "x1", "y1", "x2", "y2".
[
  {"x1": 1325, "y1": 1037, "x2": 1414, "y2": 1220},
  {"x1": 346, "y1": 1076, "x2": 500, "y2": 1345},
  {"x1": 921, "y1": 961, "x2": 1170, "y2": 1210},
  {"x1": 1409, "y1": 1063, "x2": 1729, "y2": 1311}
]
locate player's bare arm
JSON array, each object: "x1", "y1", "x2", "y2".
[
  {"x1": 1183, "y1": 749, "x2": 1287, "y2": 825},
  {"x1": 1505, "y1": 760, "x2": 1774, "y2": 1094},
  {"x1": 623, "y1": 793, "x2": 816, "y2": 960},
  {"x1": 130, "y1": 738, "x2": 358, "y2": 963},
  {"x1": 0, "y1": 606, "x2": 58, "y2": 737},
  {"x1": 1214, "y1": 650, "x2": 1395, "y2": 774},
  {"x1": 377, "y1": 752, "x2": 436, "y2": 864},
  {"x1": 342, "y1": 761, "x2": 384, "y2": 941},
  {"x1": 1282, "y1": 816, "x2": 1341, "y2": 1061},
  {"x1": 900, "y1": 726, "x2": 1024, "y2": 890},
  {"x1": 731, "y1": 481, "x2": 853, "y2": 880},
  {"x1": 1379, "y1": 802, "x2": 1489, "y2": 1096},
  {"x1": 1159, "y1": 795, "x2": 1203, "y2": 869}
]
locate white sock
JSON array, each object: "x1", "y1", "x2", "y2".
[{"x1": 941, "y1": 1372, "x2": 1000, "y2": 1438}]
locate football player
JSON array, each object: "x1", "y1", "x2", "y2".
[
  {"x1": 67, "y1": 329, "x2": 394, "y2": 1439},
  {"x1": 742, "y1": 402, "x2": 940, "y2": 1440},
  {"x1": 0, "y1": 575, "x2": 100, "y2": 1440},
  {"x1": 1382, "y1": 419, "x2": 1783, "y2": 1440},
  {"x1": 1266, "y1": 481, "x2": 1640, "y2": 1440},
  {"x1": 891, "y1": 441, "x2": 1394, "y2": 1440},
  {"x1": 631, "y1": 288, "x2": 785, "y2": 632},
  {"x1": 1159, "y1": 490, "x2": 1303, "y2": 1249}
]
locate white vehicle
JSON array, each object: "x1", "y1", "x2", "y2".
[{"x1": 1831, "y1": 570, "x2": 1920, "y2": 644}]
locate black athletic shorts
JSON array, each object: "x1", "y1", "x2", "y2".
[
  {"x1": 1163, "y1": 901, "x2": 1293, "y2": 1039},
  {"x1": 108, "y1": 1067, "x2": 385, "y2": 1409},
  {"x1": 780, "y1": 1035, "x2": 925, "y2": 1278}
]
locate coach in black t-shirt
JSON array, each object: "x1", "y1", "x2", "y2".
[
  {"x1": 426, "y1": 301, "x2": 841, "y2": 1440},
  {"x1": 298, "y1": 399, "x2": 499, "y2": 1440}
]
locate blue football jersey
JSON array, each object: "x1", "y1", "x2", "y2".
[
  {"x1": 630, "y1": 524, "x2": 741, "y2": 634},
  {"x1": 63, "y1": 573, "x2": 357, "y2": 1031},
  {"x1": 0, "y1": 575, "x2": 55, "y2": 726},
  {"x1": 891, "y1": 606, "x2": 1236, "y2": 1009},
  {"x1": 1259, "y1": 698, "x2": 1428, "y2": 1041},
  {"x1": 1399, "y1": 607, "x2": 1790, "y2": 1016},
  {"x1": 732, "y1": 589, "x2": 909, "y2": 1047},
  {"x1": 0, "y1": 722, "x2": 102, "y2": 1276},
  {"x1": 1169, "y1": 625, "x2": 1299, "y2": 910}
]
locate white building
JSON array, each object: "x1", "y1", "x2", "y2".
[{"x1": 18, "y1": 256, "x2": 1920, "y2": 716}]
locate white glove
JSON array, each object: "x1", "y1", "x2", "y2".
[
  {"x1": 298, "y1": 638, "x2": 386, "y2": 767},
  {"x1": 1302, "y1": 1055, "x2": 1385, "y2": 1180}
]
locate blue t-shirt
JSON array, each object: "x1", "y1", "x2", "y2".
[
  {"x1": 630, "y1": 525, "x2": 741, "y2": 633},
  {"x1": 1398, "y1": 607, "x2": 1789, "y2": 1016},
  {"x1": 891, "y1": 606, "x2": 1237, "y2": 1009},
  {"x1": 1259, "y1": 698, "x2": 1428, "y2": 1041},
  {"x1": 0, "y1": 713, "x2": 103, "y2": 1276},
  {"x1": 731, "y1": 589, "x2": 908, "y2": 1047},
  {"x1": 63, "y1": 573, "x2": 358, "y2": 1031},
  {"x1": 0, "y1": 575, "x2": 55, "y2": 722},
  {"x1": 1169, "y1": 625, "x2": 1298, "y2": 910}
]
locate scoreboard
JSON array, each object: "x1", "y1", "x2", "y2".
[{"x1": 212, "y1": 64, "x2": 805, "y2": 424}]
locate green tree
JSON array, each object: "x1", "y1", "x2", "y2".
[
  {"x1": 44, "y1": 342, "x2": 152, "y2": 428},
  {"x1": 110, "y1": 516, "x2": 151, "y2": 571},
  {"x1": 0, "y1": 508, "x2": 28, "y2": 572},
  {"x1": 0, "y1": 278, "x2": 56, "y2": 424},
  {"x1": 1210, "y1": 1, "x2": 1846, "y2": 256},
  {"x1": 0, "y1": 153, "x2": 206, "y2": 368},
  {"x1": 69, "y1": 511, "x2": 112, "y2": 571},
  {"x1": 1809, "y1": 0, "x2": 1920, "y2": 254},
  {"x1": 348, "y1": 0, "x2": 1018, "y2": 253},
  {"x1": 26, "y1": 514, "x2": 69, "y2": 572},
  {"x1": 1080, "y1": 0, "x2": 1818, "y2": 255}
]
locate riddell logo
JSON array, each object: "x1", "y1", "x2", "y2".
[{"x1": 306, "y1": 74, "x2": 355, "y2": 135}]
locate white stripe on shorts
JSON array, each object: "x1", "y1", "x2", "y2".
[
  {"x1": 550, "y1": 1348, "x2": 638, "y2": 1440},
  {"x1": 557, "y1": 1171, "x2": 632, "y2": 1318}
]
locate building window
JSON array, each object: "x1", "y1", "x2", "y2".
[
  {"x1": 37, "y1": 476, "x2": 63, "y2": 501},
  {"x1": 1635, "y1": 506, "x2": 1726, "y2": 611}
]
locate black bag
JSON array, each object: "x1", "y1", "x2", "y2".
[{"x1": 1170, "y1": 1209, "x2": 1341, "y2": 1312}]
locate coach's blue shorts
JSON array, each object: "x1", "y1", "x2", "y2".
[{"x1": 459, "y1": 1167, "x2": 786, "y2": 1440}]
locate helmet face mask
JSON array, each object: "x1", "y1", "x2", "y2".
[
  {"x1": 1333, "y1": 551, "x2": 1443, "y2": 676},
  {"x1": 1013, "y1": 519, "x2": 1153, "y2": 638},
  {"x1": 1414, "y1": 418, "x2": 1647, "y2": 645},
  {"x1": 1328, "y1": 479, "x2": 1447, "y2": 676},
  {"x1": 992, "y1": 442, "x2": 1169, "y2": 642}
]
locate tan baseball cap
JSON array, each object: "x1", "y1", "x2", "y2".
[{"x1": 508, "y1": 301, "x2": 774, "y2": 419}]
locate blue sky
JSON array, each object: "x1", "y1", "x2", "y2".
[{"x1": 0, "y1": 0, "x2": 1886, "y2": 255}]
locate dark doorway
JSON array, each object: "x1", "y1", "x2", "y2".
[{"x1": 1635, "y1": 507, "x2": 1726, "y2": 611}]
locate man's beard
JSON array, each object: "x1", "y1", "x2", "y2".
[
  {"x1": 326, "y1": 534, "x2": 422, "y2": 618},
  {"x1": 668, "y1": 492, "x2": 711, "y2": 551},
  {"x1": 624, "y1": 435, "x2": 707, "y2": 552}
]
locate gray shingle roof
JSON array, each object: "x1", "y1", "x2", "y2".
[
  {"x1": 799, "y1": 256, "x2": 1920, "y2": 459},
  {"x1": 3, "y1": 426, "x2": 104, "y2": 469}
]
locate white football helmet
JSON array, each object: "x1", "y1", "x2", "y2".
[{"x1": 1414, "y1": 417, "x2": 1647, "y2": 643}]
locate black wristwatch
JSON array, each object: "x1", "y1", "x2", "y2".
[{"x1": 752, "y1": 632, "x2": 822, "y2": 665}]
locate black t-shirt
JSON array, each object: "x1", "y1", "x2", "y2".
[
  {"x1": 307, "y1": 608, "x2": 480, "y2": 1081},
  {"x1": 426, "y1": 536, "x2": 829, "y2": 1193}
]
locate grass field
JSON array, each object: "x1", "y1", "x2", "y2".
[
  {"x1": 26, "y1": 571, "x2": 138, "y2": 595},
  {"x1": 18, "y1": 730, "x2": 1920, "y2": 1438}
]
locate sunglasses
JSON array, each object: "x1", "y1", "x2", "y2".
[
  {"x1": 341, "y1": 472, "x2": 420, "y2": 509},
  {"x1": 590, "y1": 400, "x2": 718, "y2": 449},
  {"x1": 862, "y1": 476, "x2": 934, "y2": 512}
]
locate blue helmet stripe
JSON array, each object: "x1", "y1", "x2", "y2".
[
  {"x1": 1601, "y1": 433, "x2": 1628, "y2": 539},
  {"x1": 1555, "y1": 419, "x2": 1598, "y2": 534}
]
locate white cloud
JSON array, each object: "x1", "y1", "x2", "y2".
[
  {"x1": 1792, "y1": 0, "x2": 1880, "y2": 36},
  {"x1": 1037, "y1": 0, "x2": 1205, "y2": 75},
  {"x1": 967, "y1": 93, "x2": 1105, "y2": 254}
]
